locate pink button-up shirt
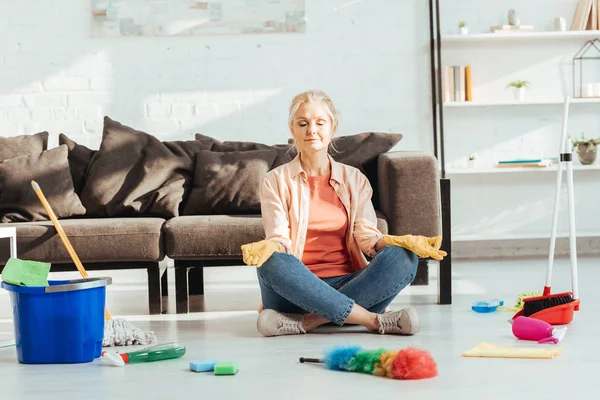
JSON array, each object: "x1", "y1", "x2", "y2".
[{"x1": 260, "y1": 153, "x2": 385, "y2": 271}]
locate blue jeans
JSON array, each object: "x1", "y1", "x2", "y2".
[{"x1": 256, "y1": 245, "x2": 418, "y2": 325}]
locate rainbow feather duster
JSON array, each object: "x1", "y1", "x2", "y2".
[{"x1": 300, "y1": 345, "x2": 437, "y2": 380}]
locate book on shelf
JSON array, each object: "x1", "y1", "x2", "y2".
[
  {"x1": 571, "y1": 0, "x2": 600, "y2": 30},
  {"x1": 495, "y1": 159, "x2": 553, "y2": 168},
  {"x1": 490, "y1": 25, "x2": 534, "y2": 33},
  {"x1": 442, "y1": 65, "x2": 472, "y2": 102}
]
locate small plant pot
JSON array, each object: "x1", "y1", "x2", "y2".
[
  {"x1": 459, "y1": 26, "x2": 469, "y2": 35},
  {"x1": 513, "y1": 87, "x2": 525, "y2": 100},
  {"x1": 577, "y1": 144, "x2": 597, "y2": 165},
  {"x1": 467, "y1": 159, "x2": 477, "y2": 168}
]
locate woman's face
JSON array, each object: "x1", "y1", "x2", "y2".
[{"x1": 290, "y1": 101, "x2": 336, "y2": 155}]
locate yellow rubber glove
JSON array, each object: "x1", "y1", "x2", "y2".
[
  {"x1": 241, "y1": 240, "x2": 280, "y2": 267},
  {"x1": 383, "y1": 234, "x2": 447, "y2": 261}
]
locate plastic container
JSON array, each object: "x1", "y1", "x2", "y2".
[
  {"x1": 1, "y1": 277, "x2": 111, "y2": 364},
  {"x1": 101, "y1": 342, "x2": 186, "y2": 366},
  {"x1": 511, "y1": 298, "x2": 580, "y2": 325},
  {"x1": 512, "y1": 316, "x2": 567, "y2": 344},
  {"x1": 471, "y1": 298, "x2": 504, "y2": 313}
]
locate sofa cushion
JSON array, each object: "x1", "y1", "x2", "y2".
[
  {"x1": 0, "y1": 145, "x2": 86, "y2": 223},
  {"x1": 182, "y1": 149, "x2": 278, "y2": 215},
  {"x1": 195, "y1": 133, "x2": 293, "y2": 168},
  {"x1": 0, "y1": 131, "x2": 49, "y2": 161},
  {"x1": 80, "y1": 116, "x2": 209, "y2": 218},
  {"x1": 59, "y1": 134, "x2": 96, "y2": 195},
  {"x1": 0, "y1": 218, "x2": 165, "y2": 264},
  {"x1": 164, "y1": 212, "x2": 388, "y2": 260}
]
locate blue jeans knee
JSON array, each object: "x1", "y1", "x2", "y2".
[{"x1": 377, "y1": 245, "x2": 418, "y2": 282}]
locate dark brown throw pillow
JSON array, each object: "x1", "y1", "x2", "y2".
[
  {"x1": 331, "y1": 132, "x2": 403, "y2": 170},
  {"x1": 182, "y1": 149, "x2": 278, "y2": 215},
  {"x1": 331, "y1": 132, "x2": 403, "y2": 209},
  {"x1": 58, "y1": 134, "x2": 96, "y2": 195},
  {"x1": 80, "y1": 116, "x2": 209, "y2": 218},
  {"x1": 194, "y1": 133, "x2": 296, "y2": 168},
  {"x1": 0, "y1": 131, "x2": 49, "y2": 161},
  {"x1": 194, "y1": 131, "x2": 403, "y2": 171},
  {"x1": 0, "y1": 145, "x2": 86, "y2": 223}
]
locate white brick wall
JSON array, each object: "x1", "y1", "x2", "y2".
[
  {"x1": 0, "y1": 0, "x2": 432, "y2": 151},
  {"x1": 3, "y1": 0, "x2": 599, "y2": 246}
]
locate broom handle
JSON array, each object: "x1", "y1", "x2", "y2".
[
  {"x1": 565, "y1": 140, "x2": 579, "y2": 301},
  {"x1": 299, "y1": 357, "x2": 323, "y2": 363},
  {"x1": 31, "y1": 181, "x2": 112, "y2": 320},
  {"x1": 546, "y1": 97, "x2": 570, "y2": 295}
]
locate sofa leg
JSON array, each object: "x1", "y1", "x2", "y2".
[
  {"x1": 439, "y1": 178, "x2": 452, "y2": 305},
  {"x1": 188, "y1": 266, "x2": 204, "y2": 295},
  {"x1": 146, "y1": 264, "x2": 163, "y2": 315},
  {"x1": 412, "y1": 259, "x2": 429, "y2": 286},
  {"x1": 161, "y1": 268, "x2": 168, "y2": 297},
  {"x1": 175, "y1": 263, "x2": 189, "y2": 314}
]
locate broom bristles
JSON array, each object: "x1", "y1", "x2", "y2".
[
  {"x1": 103, "y1": 318, "x2": 156, "y2": 347},
  {"x1": 523, "y1": 293, "x2": 573, "y2": 317}
]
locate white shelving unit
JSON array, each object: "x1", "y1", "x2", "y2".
[
  {"x1": 454, "y1": 231, "x2": 600, "y2": 242},
  {"x1": 447, "y1": 164, "x2": 600, "y2": 175},
  {"x1": 436, "y1": 24, "x2": 600, "y2": 245},
  {"x1": 442, "y1": 30, "x2": 600, "y2": 42},
  {"x1": 444, "y1": 98, "x2": 600, "y2": 107}
]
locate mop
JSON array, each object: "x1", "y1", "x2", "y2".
[{"x1": 31, "y1": 181, "x2": 156, "y2": 347}]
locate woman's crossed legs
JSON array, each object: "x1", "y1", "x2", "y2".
[{"x1": 256, "y1": 245, "x2": 419, "y2": 336}]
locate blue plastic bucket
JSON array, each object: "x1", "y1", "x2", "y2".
[{"x1": 1, "y1": 277, "x2": 111, "y2": 364}]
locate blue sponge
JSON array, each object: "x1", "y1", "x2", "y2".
[{"x1": 190, "y1": 360, "x2": 219, "y2": 372}]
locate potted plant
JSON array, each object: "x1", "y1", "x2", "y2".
[
  {"x1": 571, "y1": 133, "x2": 599, "y2": 165},
  {"x1": 458, "y1": 21, "x2": 468, "y2": 35},
  {"x1": 506, "y1": 80, "x2": 529, "y2": 100},
  {"x1": 467, "y1": 154, "x2": 477, "y2": 168}
]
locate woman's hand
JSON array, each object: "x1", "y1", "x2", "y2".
[
  {"x1": 241, "y1": 240, "x2": 281, "y2": 267},
  {"x1": 382, "y1": 234, "x2": 447, "y2": 260}
]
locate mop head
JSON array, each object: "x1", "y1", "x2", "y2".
[
  {"x1": 103, "y1": 318, "x2": 156, "y2": 347},
  {"x1": 304, "y1": 345, "x2": 438, "y2": 380}
]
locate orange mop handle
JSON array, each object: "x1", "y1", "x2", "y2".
[{"x1": 31, "y1": 180, "x2": 112, "y2": 321}]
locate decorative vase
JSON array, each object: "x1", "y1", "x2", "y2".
[
  {"x1": 514, "y1": 87, "x2": 525, "y2": 100},
  {"x1": 459, "y1": 26, "x2": 468, "y2": 35},
  {"x1": 576, "y1": 144, "x2": 597, "y2": 165},
  {"x1": 508, "y1": 9, "x2": 520, "y2": 26}
]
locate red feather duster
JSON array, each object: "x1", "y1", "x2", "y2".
[{"x1": 392, "y1": 347, "x2": 438, "y2": 380}]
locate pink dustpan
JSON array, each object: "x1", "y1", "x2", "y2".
[{"x1": 512, "y1": 316, "x2": 567, "y2": 344}]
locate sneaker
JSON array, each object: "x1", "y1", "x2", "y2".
[
  {"x1": 257, "y1": 309, "x2": 307, "y2": 337},
  {"x1": 376, "y1": 307, "x2": 420, "y2": 335}
]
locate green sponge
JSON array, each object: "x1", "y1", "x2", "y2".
[
  {"x1": 214, "y1": 361, "x2": 238, "y2": 375},
  {"x1": 1, "y1": 258, "x2": 50, "y2": 286}
]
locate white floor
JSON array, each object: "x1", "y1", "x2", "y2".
[{"x1": 0, "y1": 256, "x2": 598, "y2": 399}]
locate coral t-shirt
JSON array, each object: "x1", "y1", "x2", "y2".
[{"x1": 301, "y1": 175, "x2": 353, "y2": 278}]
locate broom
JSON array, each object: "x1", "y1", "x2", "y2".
[
  {"x1": 516, "y1": 96, "x2": 580, "y2": 322},
  {"x1": 31, "y1": 180, "x2": 156, "y2": 347}
]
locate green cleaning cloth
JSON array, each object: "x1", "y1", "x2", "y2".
[{"x1": 1, "y1": 258, "x2": 51, "y2": 287}]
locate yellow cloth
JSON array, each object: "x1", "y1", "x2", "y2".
[
  {"x1": 462, "y1": 343, "x2": 562, "y2": 359},
  {"x1": 241, "y1": 240, "x2": 280, "y2": 267},
  {"x1": 383, "y1": 234, "x2": 447, "y2": 261}
]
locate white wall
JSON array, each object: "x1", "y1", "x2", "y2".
[
  {"x1": 439, "y1": 0, "x2": 600, "y2": 251},
  {"x1": 0, "y1": 0, "x2": 433, "y2": 153},
  {"x1": 2, "y1": 0, "x2": 597, "y2": 256}
]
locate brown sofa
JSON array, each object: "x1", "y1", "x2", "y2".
[{"x1": 0, "y1": 117, "x2": 451, "y2": 315}]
